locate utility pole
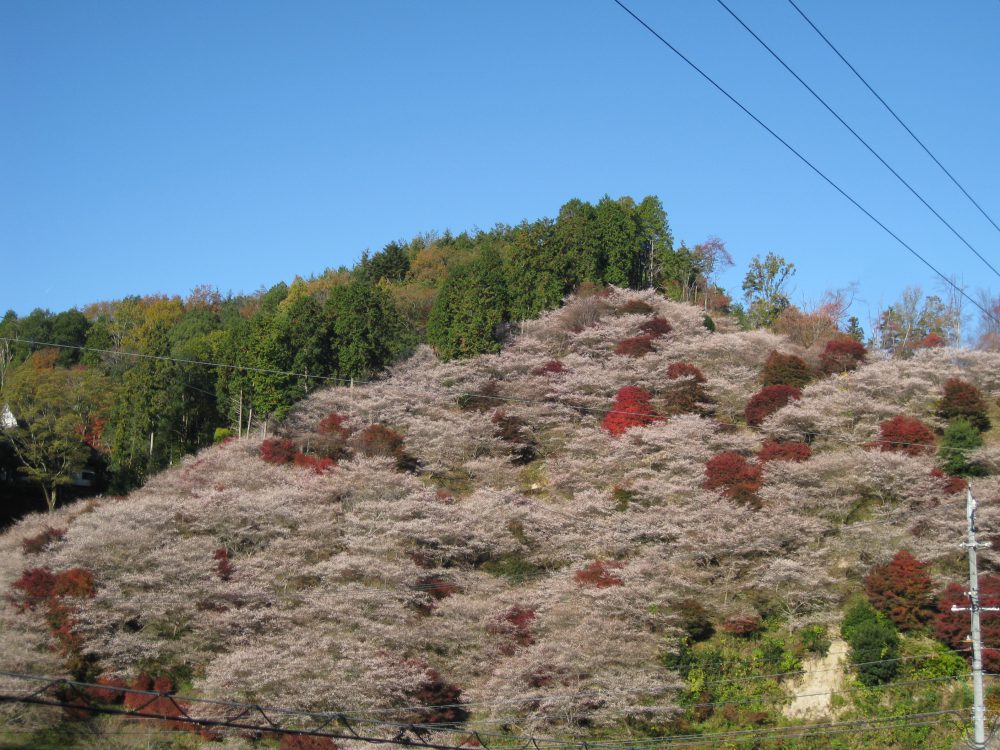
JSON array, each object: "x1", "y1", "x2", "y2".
[{"x1": 953, "y1": 486, "x2": 1000, "y2": 749}]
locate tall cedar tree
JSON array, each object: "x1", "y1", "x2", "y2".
[{"x1": 863, "y1": 550, "x2": 935, "y2": 631}]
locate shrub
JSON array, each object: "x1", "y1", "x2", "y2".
[
  {"x1": 704, "y1": 452, "x2": 762, "y2": 508},
  {"x1": 280, "y1": 737, "x2": 340, "y2": 750},
  {"x1": 614, "y1": 334, "x2": 656, "y2": 358},
  {"x1": 796, "y1": 624, "x2": 831, "y2": 657},
  {"x1": 940, "y1": 419, "x2": 984, "y2": 476},
  {"x1": 868, "y1": 416, "x2": 936, "y2": 456},
  {"x1": 212, "y1": 427, "x2": 233, "y2": 444},
  {"x1": 214, "y1": 548, "x2": 233, "y2": 581},
  {"x1": 761, "y1": 351, "x2": 811, "y2": 388},
  {"x1": 930, "y1": 467, "x2": 968, "y2": 495},
  {"x1": 864, "y1": 550, "x2": 934, "y2": 631},
  {"x1": 280, "y1": 736, "x2": 340, "y2": 750},
  {"x1": 532, "y1": 360, "x2": 565, "y2": 376},
  {"x1": 404, "y1": 662, "x2": 469, "y2": 725},
  {"x1": 52, "y1": 568, "x2": 96, "y2": 599},
  {"x1": 351, "y1": 424, "x2": 405, "y2": 460},
  {"x1": 84, "y1": 676, "x2": 128, "y2": 705},
  {"x1": 820, "y1": 337, "x2": 866, "y2": 373},
  {"x1": 315, "y1": 412, "x2": 352, "y2": 459},
  {"x1": 486, "y1": 606, "x2": 536, "y2": 654},
  {"x1": 602, "y1": 386, "x2": 661, "y2": 437},
  {"x1": 934, "y1": 577, "x2": 1000, "y2": 672},
  {"x1": 703, "y1": 314, "x2": 716, "y2": 332},
  {"x1": 293, "y1": 452, "x2": 336, "y2": 474},
  {"x1": 840, "y1": 599, "x2": 900, "y2": 686},
  {"x1": 21, "y1": 526, "x2": 66, "y2": 555},
  {"x1": 9, "y1": 567, "x2": 58, "y2": 611},
  {"x1": 721, "y1": 614, "x2": 762, "y2": 637},
  {"x1": 638, "y1": 316, "x2": 672, "y2": 338},
  {"x1": 667, "y1": 362, "x2": 707, "y2": 383},
  {"x1": 619, "y1": 299, "x2": 654, "y2": 315},
  {"x1": 757, "y1": 440, "x2": 811, "y2": 463},
  {"x1": 916, "y1": 333, "x2": 945, "y2": 349},
  {"x1": 663, "y1": 362, "x2": 709, "y2": 415},
  {"x1": 745, "y1": 385, "x2": 801, "y2": 427},
  {"x1": 491, "y1": 409, "x2": 536, "y2": 465},
  {"x1": 939, "y1": 378, "x2": 991, "y2": 432},
  {"x1": 458, "y1": 380, "x2": 502, "y2": 412},
  {"x1": 260, "y1": 438, "x2": 297, "y2": 465},
  {"x1": 675, "y1": 598, "x2": 714, "y2": 642},
  {"x1": 574, "y1": 560, "x2": 624, "y2": 588}
]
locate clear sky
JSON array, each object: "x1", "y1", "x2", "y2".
[{"x1": 2, "y1": 0, "x2": 998, "y2": 334}]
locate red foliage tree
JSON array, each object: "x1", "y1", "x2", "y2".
[
  {"x1": 9, "y1": 566, "x2": 96, "y2": 673},
  {"x1": 83, "y1": 676, "x2": 128, "y2": 704},
  {"x1": 864, "y1": 550, "x2": 934, "y2": 630},
  {"x1": 916, "y1": 333, "x2": 945, "y2": 349},
  {"x1": 602, "y1": 387, "x2": 661, "y2": 437},
  {"x1": 704, "y1": 452, "x2": 763, "y2": 508},
  {"x1": 260, "y1": 438, "x2": 298, "y2": 465},
  {"x1": 638, "y1": 316, "x2": 672, "y2": 338},
  {"x1": 745, "y1": 385, "x2": 801, "y2": 427},
  {"x1": 868, "y1": 416, "x2": 936, "y2": 456},
  {"x1": 757, "y1": 440, "x2": 811, "y2": 463},
  {"x1": 292, "y1": 452, "x2": 336, "y2": 474},
  {"x1": 761, "y1": 351, "x2": 811, "y2": 388},
  {"x1": 939, "y1": 378, "x2": 991, "y2": 432},
  {"x1": 934, "y1": 577, "x2": 1000, "y2": 671},
  {"x1": 930, "y1": 467, "x2": 968, "y2": 495},
  {"x1": 820, "y1": 337, "x2": 866, "y2": 374},
  {"x1": 532, "y1": 360, "x2": 566, "y2": 376},
  {"x1": 614, "y1": 335, "x2": 656, "y2": 358},
  {"x1": 574, "y1": 560, "x2": 624, "y2": 588}
]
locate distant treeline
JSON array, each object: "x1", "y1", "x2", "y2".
[{"x1": 0, "y1": 194, "x2": 730, "y2": 495}]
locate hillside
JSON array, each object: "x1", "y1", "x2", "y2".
[{"x1": 2, "y1": 287, "x2": 999, "y2": 749}]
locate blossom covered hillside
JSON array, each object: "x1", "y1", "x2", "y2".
[{"x1": 2, "y1": 287, "x2": 999, "y2": 748}]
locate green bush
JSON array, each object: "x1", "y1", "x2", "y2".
[
  {"x1": 940, "y1": 418, "x2": 983, "y2": 476},
  {"x1": 841, "y1": 599, "x2": 900, "y2": 686},
  {"x1": 796, "y1": 624, "x2": 831, "y2": 658},
  {"x1": 213, "y1": 427, "x2": 233, "y2": 444}
]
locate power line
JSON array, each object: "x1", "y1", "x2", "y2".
[
  {"x1": 608, "y1": 0, "x2": 999, "y2": 326},
  {"x1": 0, "y1": 672, "x2": 969, "y2": 750},
  {"x1": 785, "y1": 0, "x2": 1000, "y2": 240},
  {"x1": 714, "y1": 0, "x2": 1000, "y2": 280}
]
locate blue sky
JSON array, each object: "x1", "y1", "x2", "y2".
[{"x1": 2, "y1": 0, "x2": 998, "y2": 334}]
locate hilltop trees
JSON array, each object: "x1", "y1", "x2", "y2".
[
  {"x1": 738, "y1": 252, "x2": 795, "y2": 329},
  {"x1": 1, "y1": 357, "x2": 111, "y2": 511}
]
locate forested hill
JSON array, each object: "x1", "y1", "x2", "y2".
[
  {"x1": 2, "y1": 286, "x2": 1000, "y2": 748},
  {"x1": 2, "y1": 194, "x2": 715, "y2": 497}
]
